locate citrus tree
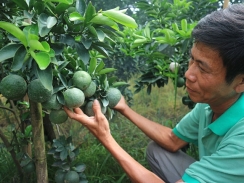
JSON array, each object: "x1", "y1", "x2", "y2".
[
  {"x1": 112, "y1": 0, "x2": 219, "y2": 109},
  {"x1": 0, "y1": 0, "x2": 137, "y2": 182}
]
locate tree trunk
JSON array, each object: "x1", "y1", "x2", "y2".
[
  {"x1": 223, "y1": 0, "x2": 229, "y2": 9},
  {"x1": 30, "y1": 100, "x2": 48, "y2": 183}
]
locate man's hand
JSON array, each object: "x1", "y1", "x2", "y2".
[
  {"x1": 63, "y1": 99, "x2": 111, "y2": 141},
  {"x1": 113, "y1": 96, "x2": 128, "y2": 113}
]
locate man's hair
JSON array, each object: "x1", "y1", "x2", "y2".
[{"x1": 192, "y1": 4, "x2": 244, "y2": 84}]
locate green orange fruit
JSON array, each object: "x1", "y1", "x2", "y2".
[
  {"x1": 63, "y1": 88, "x2": 85, "y2": 108},
  {"x1": 83, "y1": 81, "x2": 96, "y2": 98},
  {"x1": 106, "y1": 88, "x2": 121, "y2": 108},
  {"x1": 28, "y1": 79, "x2": 53, "y2": 103},
  {"x1": 64, "y1": 171, "x2": 79, "y2": 183},
  {"x1": 42, "y1": 93, "x2": 62, "y2": 110},
  {"x1": 0, "y1": 74, "x2": 27, "y2": 100},
  {"x1": 72, "y1": 71, "x2": 91, "y2": 90},
  {"x1": 49, "y1": 109, "x2": 68, "y2": 124}
]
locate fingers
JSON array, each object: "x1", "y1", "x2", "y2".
[
  {"x1": 92, "y1": 99, "x2": 102, "y2": 114},
  {"x1": 73, "y1": 107, "x2": 84, "y2": 115},
  {"x1": 63, "y1": 106, "x2": 73, "y2": 116},
  {"x1": 92, "y1": 99, "x2": 106, "y2": 119},
  {"x1": 63, "y1": 106, "x2": 84, "y2": 120}
]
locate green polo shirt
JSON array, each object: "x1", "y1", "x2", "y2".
[{"x1": 173, "y1": 93, "x2": 244, "y2": 183}]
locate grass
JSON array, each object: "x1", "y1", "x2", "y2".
[
  {"x1": 0, "y1": 78, "x2": 191, "y2": 183},
  {"x1": 0, "y1": 146, "x2": 20, "y2": 182}
]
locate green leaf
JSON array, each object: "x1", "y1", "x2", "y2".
[
  {"x1": 59, "y1": 34, "x2": 75, "y2": 46},
  {"x1": 90, "y1": 13, "x2": 119, "y2": 30},
  {"x1": 52, "y1": 161, "x2": 64, "y2": 167},
  {"x1": 98, "y1": 68, "x2": 116, "y2": 75},
  {"x1": 49, "y1": 48, "x2": 55, "y2": 57},
  {"x1": 66, "y1": 136, "x2": 72, "y2": 144},
  {"x1": 69, "y1": 152, "x2": 75, "y2": 159},
  {"x1": 42, "y1": 41, "x2": 51, "y2": 52},
  {"x1": 172, "y1": 22, "x2": 179, "y2": 32},
  {"x1": 76, "y1": 0, "x2": 86, "y2": 15},
  {"x1": 24, "y1": 125, "x2": 32, "y2": 137},
  {"x1": 27, "y1": 34, "x2": 39, "y2": 41},
  {"x1": 69, "y1": 12, "x2": 85, "y2": 21},
  {"x1": 33, "y1": 1, "x2": 45, "y2": 14},
  {"x1": 58, "y1": 73, "x2": 68, "y2": 88},
  {"x1": 0, "y1": 21, "x2": 27, "y2": 47},
  {"x1": 38, "y1": 13, "x2": 52, "y2": 37},
  {"x1": 177, "y1": 30, "x2": 187, "y2": 37},
  {"x1": 144, "y1": 24, "x2": 151, "y2": 39},
  {"x1": 95, "y1": 61, "x2": 105, "y2": 73},
  {"x1": 35, "y1": 64, "x2": 53, "y2": 91},
  {"x1": 102, "y1": 9, "x2": 137, "y2": 28},
  {"x1": 50, "y1": 43, "x2": 65, "y2": 55},
  {"x1": 11, "y1": 46, "x2": 27, "y2": 71},
  {"x1": 84, "y1": 1, "x2": 96, "y2": 24},
  {"x1": 47, "y1": 16, "x2": 57, "y2": 28},
  {"x1": 82, "y1": 39, "x2": 92, "y2": 49},
  {"x1": 181, "y1": 19, "x2": 188, "y2": 32},
  {"x1": 92, "y1": 45, "x2": 109, "y2": 58},
  {"x1": 75, "y1": 42, "x2": 90, "y2": 65},
  {"x1": 23, "y1": 24, "x2": 39, "y2": 36},
  {"x1": 112, "y1": 82, "x2": 129, "y2": 87},
  {"x1": 55, "y1": 3, "x2": 71, "y2": 15},
  {"x1": 75, "y1": 164, "x2": 86, "y2": 172},
  {"x1": 29, "y1": 40, "x2": 50, "y2": 52},
  {"x1": 46, "y1": 0, "x2": 73, "y2": 4},
  {"x1": 30, "y1": 51, "x2": 51, "y2": 70},
  {"x1": 88, "y1": 57, "x2": 97, "y2": 74},
  {"x1": 0, "y1": 44, "x2": 22, "y2": 62},
  {"x1": 60, "y1": 149, "x2": 68, "y2": 161},
  {"x1": 87, "y1": 25, "x2": 97, "y2": 36},
  {"x1": 96, "y1": 29, "x2": 105, "y2": 42},
  {"x1": 11, "y1": 0, "x2": 28, "y2": 10},
  {"x1": 61, "y1": 163, "x2": 70, "y2": 170}
]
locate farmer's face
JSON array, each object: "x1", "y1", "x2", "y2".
[{"x1": 185, "y1": 42, "x2": 238, "y2": 106}]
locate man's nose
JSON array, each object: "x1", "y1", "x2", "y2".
[{"x1": 185, "y1": 64, "x2": 197, "y2": 83}]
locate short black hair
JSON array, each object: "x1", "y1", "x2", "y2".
[{"x1": 192, "y1": 4, "x2": 244, "y2": 84}]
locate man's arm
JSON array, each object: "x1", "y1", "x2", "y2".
[
  {"x1": 114, "y1": 97, "x2": 188, "y2": 152},
  {"x1": 105, "y1": 135, "x2": 184, "y2": 183},
  {"x1": 64, "y1": 100, "x2": 186, "y2": 183},
  {"x1": 64, "y1": 100, "x2": 165, "y2": 183}
]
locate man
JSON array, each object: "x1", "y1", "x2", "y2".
[{"x1": 64, "y1": 4, "x2": 244, "y2": 183}]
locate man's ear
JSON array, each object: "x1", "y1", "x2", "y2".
[{"x1": 235, "y1": 76, "x2": 244, "y2": 93}]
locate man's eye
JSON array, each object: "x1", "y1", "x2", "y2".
[{"x1": 198, "y1": 65, "x2": 206, "y2": 72}]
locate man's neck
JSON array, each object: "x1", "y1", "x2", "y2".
[{"x1": 210, "y1": 94, "x2": 241, "y2": 122}]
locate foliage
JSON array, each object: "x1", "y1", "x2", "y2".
[
  {"x1": 0, "y1": 146, "x2": 20, "y2": 182},
  {"x1": 48, "y1": 135, "x2": 87, "y2": 182},
  {"x1": 0, "y1": 0, "x2": 136, "y2": 115},
  {"x1": 89, "y1": 0, "x2": 138, "y2": 16},
  {"x1": 118, "y1": 0, "x2": 218, "y2": 94}
]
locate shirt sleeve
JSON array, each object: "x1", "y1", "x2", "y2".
[{"x1": 172, "y1": 103, "x2": 204, "y2": 145}]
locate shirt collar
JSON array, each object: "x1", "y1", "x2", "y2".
[{"x1": 208, "y1": 93, "x2": 244, "y2": 136}]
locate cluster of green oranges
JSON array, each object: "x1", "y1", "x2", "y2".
[
  {"x1": 0, "y1": 72, "x2": 122, "y2": 124},
  {"x1": 55, "y1": 170, "x2": 81, "y2": 183}
]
